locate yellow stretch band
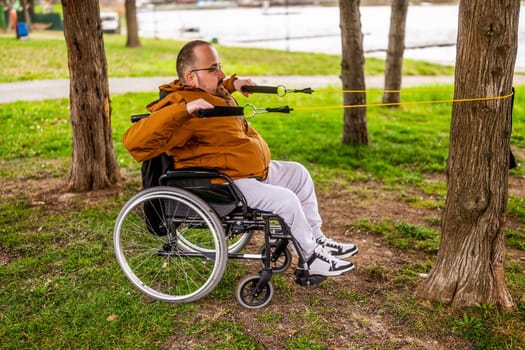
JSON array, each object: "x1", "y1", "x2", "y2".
[
  {"x1": 315, "y1": 88, "x2": 455, "y2": 94},
  {"x1": 293, "y1": 91, "x2": 514, "y2": 111}
]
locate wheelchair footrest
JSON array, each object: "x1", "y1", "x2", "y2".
[{"x1": 294, "y1": 269, "x2": 327, "y2": 287}]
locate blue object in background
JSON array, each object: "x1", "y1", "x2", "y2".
[{"x1": 17, "y1": 22, "x2": 28, "y2": 39}]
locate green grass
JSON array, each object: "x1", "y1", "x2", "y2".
[
  {"x1": 0, "y1": 33, "x2": 455, "y2": 82},
  {"x1": 1, "y1": 35, "x2": 524, "y2": 349},
  {"x1": 351, "y1": 219, "x2": 441, "y2": 253},
  {"x1": 0, "y1": 196, "x2": 176, "y2": 349}
]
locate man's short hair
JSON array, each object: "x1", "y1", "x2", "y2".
[{"x1": 176, "y1": 40, "x2": 211, "y2": 83}]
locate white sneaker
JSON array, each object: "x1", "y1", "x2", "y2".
[
  {"x1": 307, "y1": 245, "x2": 355, "y2": 276},
  {"x1": 317, "y1": 237, "x2": 358, "y2": 259}
]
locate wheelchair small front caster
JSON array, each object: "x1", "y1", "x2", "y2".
[
  {"x1": 259, "y1": 240, "x2": 292, "y2": 273},
  {"x1": 236, "y1": 275, "x2": 274, "y2": 309}
]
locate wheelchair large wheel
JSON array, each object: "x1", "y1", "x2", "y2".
[
  {"x1": 225, "y1": 214, "x2": 282, "y2": 254},
  {"x1": 114, "y1": 187, "x2": 227, "y2": 303},
  {"x1": 224, "y1": 228, "x2": 254, "y2": 254},
  {"x1": 174, "y1": 221, "x2": 253, "y2": 255}
]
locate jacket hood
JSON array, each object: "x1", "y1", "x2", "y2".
[
  {"x1": 146, "y1": 75, "x2": 238, "y2": 112},
  {"x1": 159, "y1": 79, "x2": 187, "y2": 95},
  {"x1": 145, "y1": 79, "x2": 190, "y2": 112}
]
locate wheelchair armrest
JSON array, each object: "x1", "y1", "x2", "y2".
[
  {"x1": 162, "y1": 169, "x2": 221, "y2": 179},
  {"x1": 159, "y1": 169, "x2": 248, "y2": 213}
]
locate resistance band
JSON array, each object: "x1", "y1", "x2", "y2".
[
  {"x1": 294, "y1": 91, "x2": 515, "y2": 112},
  {"x1": 237, "y1": 84, "x2": 514, "y2": 116},
  {"x1": 130, "y1": 85, "x2": 514, "y2": 121}
]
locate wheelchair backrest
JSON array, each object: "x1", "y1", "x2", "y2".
[{"x1": 141, "y1": 153, "x2": 174, "y2": 189}]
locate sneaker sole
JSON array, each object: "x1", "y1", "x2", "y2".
[{"x1": 308, "y1": 263, "x2": 355, "y2": 277}]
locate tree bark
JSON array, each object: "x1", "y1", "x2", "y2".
[
  {"x1": 339, "y1": 0, "x2": 368, "y2": 145},
  {"x1": 416, "y1": 0, "x2": 520, "y2": 310},
  {"x1": 382, "y1": 0, "x2": 408, "y2": 105},
  {"x1": 61, "y1": 0, "x2": 121, "y2": 191},
  {"x1": 125, "y1": 0, "x2": 141, "y2": 48}
]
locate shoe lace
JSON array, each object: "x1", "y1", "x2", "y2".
[
  {"x1": 322, "y1": 238, "x2": 343, "y2": 250},
  {"x1": 314, "y1": 245, "x2": 335, "y2": 263}
]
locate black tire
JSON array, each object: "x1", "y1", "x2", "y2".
[{"x1": 236, "y1": 275, "x2": 273, "y2": 309}]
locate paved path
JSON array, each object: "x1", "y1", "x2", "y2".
[{"x1": 1, "y1": 75, "x2": 524, "y2": 104}]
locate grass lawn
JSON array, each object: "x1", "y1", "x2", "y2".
[{"x1": 0, "y1": 31, "x2": 455, "y2": 82}]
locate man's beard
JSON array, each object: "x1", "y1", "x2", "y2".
[{"x1": 214, "y1": 80, "x2": 228, "y2": 97}]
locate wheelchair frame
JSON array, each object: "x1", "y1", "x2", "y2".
[{"x1": 114, "y1": 168, "x2": 327, "y2": 308}]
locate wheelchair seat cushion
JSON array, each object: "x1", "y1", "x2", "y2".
[{"x1": 160, "y1": 169, "x2": 243, "y2": 217}]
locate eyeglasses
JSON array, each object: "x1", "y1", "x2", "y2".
[{"x1": 190, "y1": 63, "x2": 223, "y2": 74}]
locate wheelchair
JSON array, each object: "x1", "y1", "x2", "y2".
[
  {"x1": 114, "y1": 91, "x2": 326, "y2": 308},
  {"x1": 114, "y1": 163, "x2": 329, "y2": 308}
]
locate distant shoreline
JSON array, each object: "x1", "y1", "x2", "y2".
[{"x1": 142, "y1": 0, "x2": 459, "y2": 12}]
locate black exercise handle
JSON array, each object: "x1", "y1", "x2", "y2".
[
  {"x1": 196, "y1": 106, "x2": 245, "y2": 118},
  {"x1": 131, "y1": 113, "x2": 151, "y2": 123},
  {"x1": 265, "y1": 106, "x2": 293, "y2": 114},
  {"x1": 241, "y1": 85, "x2": 280, "y2": 94}
]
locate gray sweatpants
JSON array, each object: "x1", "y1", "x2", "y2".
[{"x1": 234, "y1": 160, "x2": 323, "y2": 256}]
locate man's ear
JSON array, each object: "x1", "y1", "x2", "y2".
[{"x1": 185, "y1": 72, "x2": 195, "y2": 86}]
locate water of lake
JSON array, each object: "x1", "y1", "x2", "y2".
[{"x1": 137, "y1": 4, "x2": 525, "y2": 69}]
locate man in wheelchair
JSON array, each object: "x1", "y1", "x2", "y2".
[{"x1": 123, "y1": 40, "x2": 358, "y2": 277}]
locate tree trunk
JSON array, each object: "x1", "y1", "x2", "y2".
[
  {"x1": 125, "y1": 0, "x2": 141, "y2": 48},
  {"x1": 416, "y1": 0, "x2": 520, "y2": 310},
  {"x1": 382, "y1": 0, "x2": 408, "y2": 105},
  {"x1": 339, "y1": 0, "x2": 368, "y2": 145},
  {"x1": 61, "y1": 0, "x2": 121, "y2": 191}
]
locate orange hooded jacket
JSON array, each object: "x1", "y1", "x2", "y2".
[{"x1": 123, "y1": 76, "x2": 271, "y2": 180}]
